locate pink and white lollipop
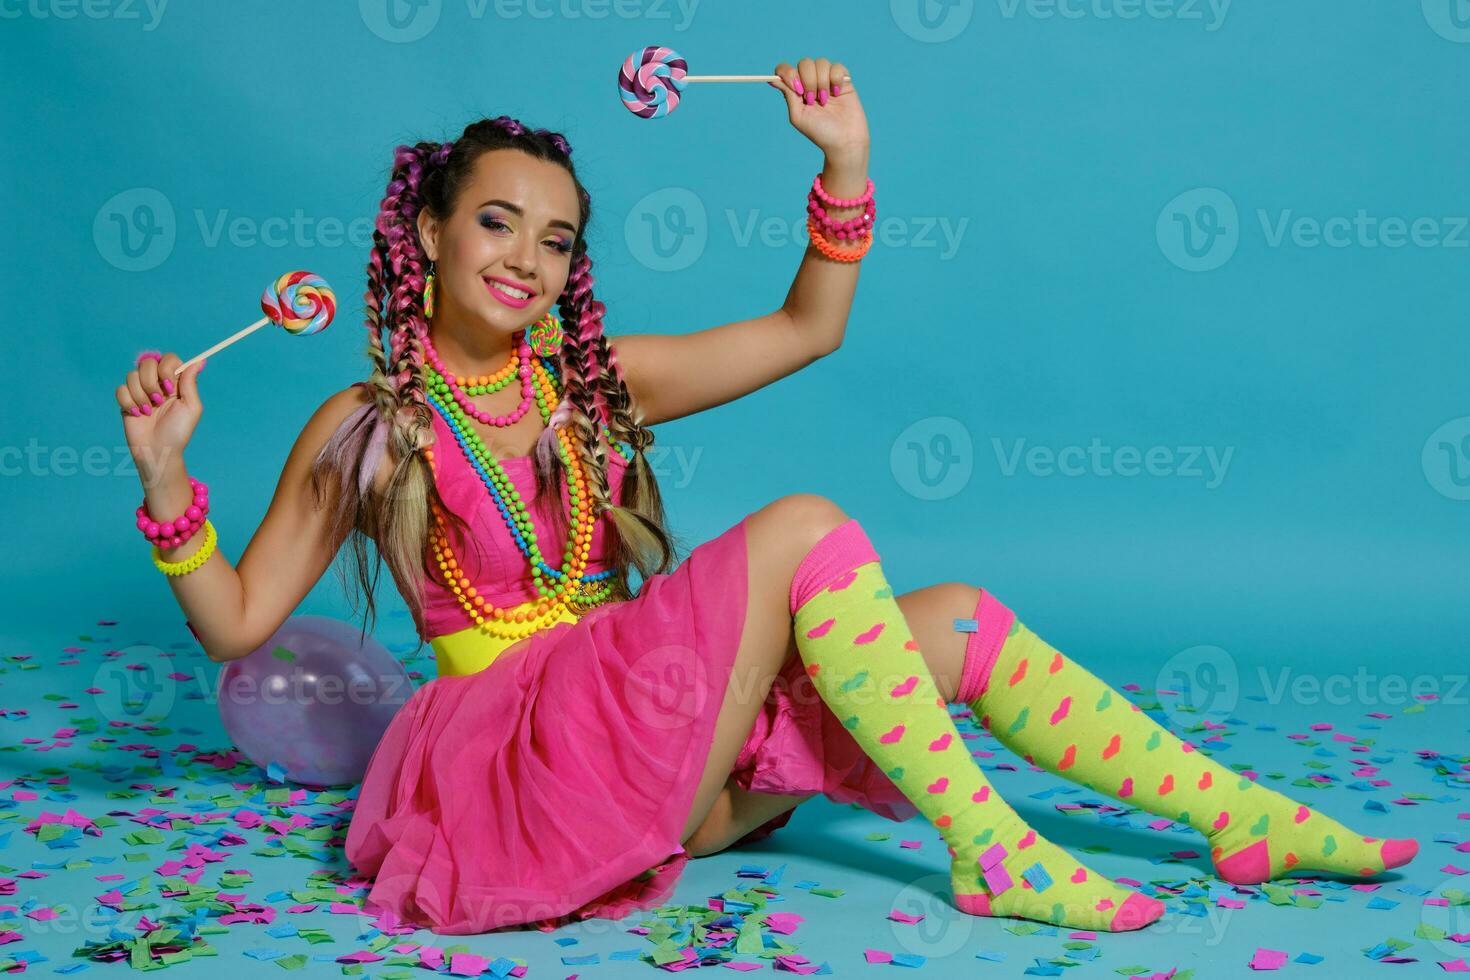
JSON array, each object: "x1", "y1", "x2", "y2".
[
  {"x1": 618, "y1": 45, "x2": 849, "y2": 120},
  {"x1": 173, "y1": 270, "x2": 336, "y2": 376}
]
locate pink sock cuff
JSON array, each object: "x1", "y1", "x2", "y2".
[
  {"x1": 955, "y1": 589, "x2": 1016, "y2": 704},
  {"x1": 789, "y1": 518, "x2": 880, "y2": 615}
]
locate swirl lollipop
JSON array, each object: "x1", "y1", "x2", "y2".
[
  {"x1": 174, "y1": 270, "x2": 336, "y2": 376},
  {"x1": 618, "y1": 45, "x2": 850, "y2": 120}
]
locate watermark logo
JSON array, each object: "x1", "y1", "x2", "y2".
[
  {"x1": 1418, "y1": 874, "x2": 1470, "y2": 956},
  {"x1": 995, "y1": 0, "x2": 1231, "y2": 31},
  {"x1": 1157, "y1": 188, "x2": 1239, "y2": 272},
  {"x1": 1423, "y1": 416, "x2": 1470, "y2": 500},
  {"x1": 360, "y1": 0, "x2": 441, "y2": 42},
  {"x1": 94, "y1": 188, "x2": 175, "y2": 272},
  {"x1": 625, "y1": 188, "x2": 707, "y2": 272},
  {"x1": 623, "y1": 643, "x2": 708, "y2": 730},
  {"x1": 90, "y1": 645, "x2": 177, "y2": 725},
  {"x1": 992, "y1": 437, "x2": 1234, "y2": 488},
  {"x1": 1422, "y1": 0, "x2": 1470, "y2": 42},
  {"x1": 1154, "y1": 643, "x2": 1239, "y2": 731},
  {"x1": 891, "y1": 0, "x2": 974, "y2": 43},
  {"x1": 0, "y1": 0, "x2": 169, "y2": 30},
  {"x1": 887, "y1": 873, "x2": 975, "y2": 956},
  {"x1": 891, "y1": 416, "x2": 974, "y2": 501}
]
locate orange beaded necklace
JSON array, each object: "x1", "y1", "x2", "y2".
[{"x1": 421, "y1": 352, "x2": 626, "y2": 641}]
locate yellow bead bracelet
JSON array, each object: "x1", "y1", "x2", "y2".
[{"x1": 152, "y1": 519, "x2": 217, "y2": 576}]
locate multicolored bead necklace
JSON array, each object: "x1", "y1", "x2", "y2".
[{"x1": 421, "y1": 331, "x2": 635, "y2": 641}]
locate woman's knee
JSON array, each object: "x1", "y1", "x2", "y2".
[{"x1": 750, "y1": 493, "x2": 852, "y2": 559}]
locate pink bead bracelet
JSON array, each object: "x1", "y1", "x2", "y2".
[
  {"x1": 137, "y1": 477, "x2": 210, "y2": 550},
  {"x1": 808, "y1": 196, "x2": 876, "y2": 240},
  {"x1": 811, "y1": 174, "x2": 874, "y2": 209}
]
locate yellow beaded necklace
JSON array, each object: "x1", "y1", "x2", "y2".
[{"x1": 421, "y1": 356, "x2": 624, "y2": 642}]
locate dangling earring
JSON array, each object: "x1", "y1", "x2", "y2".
[
  {"x1": 423, "y1": 261, "x2": 436, "y2": 319},
  {"x1": 527, "y1": 313, "x2": 563, "y2": 358}
]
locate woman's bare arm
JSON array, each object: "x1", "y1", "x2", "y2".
[
  {"x1": 607, "y1": 146, "x2": 870, "y2": 427},
  {"x1": 143, "y1": 385, "x2": 380, "y2": 663},
  {"x1": 606, "y1": 60, "x2": 870, "y2": 427}
]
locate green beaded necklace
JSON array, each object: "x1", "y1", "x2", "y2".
[{"x1": 424, "y1": 360, "x2": 628, "y2": 607}]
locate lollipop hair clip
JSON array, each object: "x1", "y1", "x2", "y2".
[
  {"x1": 619, "y1": 45, "x2": 851, "y2": 120},
  {"x1": 171, "y1": 270, "x2": 336, "y2": 377}
]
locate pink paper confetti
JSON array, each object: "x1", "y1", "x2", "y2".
[{"x1": 1250, "y1": 947, "x2": 1289, "y2": 970}]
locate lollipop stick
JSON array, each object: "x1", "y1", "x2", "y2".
[
  {"x1": 173, "y1": 316, "x2": 271, "y2": 376},
  {"x1": 684, "y1": 73, "x2": 852, "y2": 84}
]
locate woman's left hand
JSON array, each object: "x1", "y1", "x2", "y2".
[{"x1": 769, "y1": 57, "x2": 869, "y2": 161}]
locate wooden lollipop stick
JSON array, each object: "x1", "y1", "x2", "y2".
[
  {"x1": 685, "y1": 73, "x2": 853, "y2": 84},
  {"x1": 172, "y1": 316, "x2": 271, "y2": 376}
]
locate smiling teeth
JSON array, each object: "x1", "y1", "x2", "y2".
[{"x1": 491, "y1": 281, "x2": 531, "y2": 300}]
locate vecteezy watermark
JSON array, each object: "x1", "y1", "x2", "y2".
[
  {"x1": 890, "y1": 0, "x2": 975, "y2": 43},
  {"x1": 1156, "y1": 643, "x2": 1469, "y2": 716},
  {"x1": 1422, "y1": 0, "x2": 1470, "y2": 43},
  {"x1": 1, "y1": 439, "x2": 152, "y2": 479},
  {"x1": 888, "y1": 873, "x2": 976, "y2": 957},
  {"x1": 891, "y1": 416, "x2": 975, "y2": 501},
  {"x1": 94, "y1": 188, "x2": 176, "y2": 273},
  {"x1": 359, "y1": 0, "x2": 698, "y2": 43},
  {"x1": 726, "y1": 210, "x2": 968, "y2": 260},
  {"x1": 1418, "y1": 873, "x2": 1470, "y2": 958},
  {"x1": 1422, "y1": 416, "x2": 1470, "y2": 501},
  {"x1": 1155, "y1": 643, "x2": 1240, "y2": 732},
  {"x1": 1257, "y1": 666, "x2": 1470, "y2": 708},
  {"x1": 994, "y1": 0, "x2": 1231, "y2": 31},
  {"x1": 1156, "y1": 188, "x2": 1240, "y2": 272},
  {"x1": 1158, "y1": 187, "x2": 1470, "y2": 272},
  {"x1": 0, "y1": 0, "x2": 168, "y2": 30},
  {"x1": 623, "y1": 188, "x2": 971, "y2": 272},
  {"x1": 624, "y1": 188, "x2": 707, "y2": 272},
  {"x1": 992, "y1": 437, "x2": 1235, "y2": 488},
  {"x1": 94, "y1": 187, "x2": 377, "y2": 271},
  {"x1": 90, "y1": 644, "x2": 177, "y2": 725},
  {"x1": 622, "y1": 643, "x2": 708, "y2": 731}
]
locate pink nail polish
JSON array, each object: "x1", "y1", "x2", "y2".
[
  {"x1": 833, "y1": 83, "x2": 842, "y2": 96},
  {"x1": 150, "y1": 391, "x2": 164, "y2": 405},
  {"x1": 793, "y1": 77, "x2": 805, "y2": 96},
  {"x1": 130, "y1": 406, "x2": 142, "y2": 417},
  {"x1": 804, "y1": 90, "x2": 814, "y2": 105},
  {"x1": 140, "y1": 402, "x2": 152, "y2": 416},
  {"x1": 162, "y1": 378, "x2": 175, "y2": 395},
  {"x1": 818, "y1": 89, "x2": 828, "y2": 106}
]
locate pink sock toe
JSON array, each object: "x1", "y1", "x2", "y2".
[
  {"x1": 953, "y1": 891, "x2": 991, "y2": 916},
  {"x1": 1381, "y1": 837, "x2": 1418, "y2": 869},
  {"x1": 1215, "y1": 839, "x2": 1271, "y2": 884},
  {"x1": 1108, "y1": 891, "x2": 1166, "y2": 931}
]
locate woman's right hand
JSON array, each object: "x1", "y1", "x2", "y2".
[{"x1": 117, "y1": 352, "x2": 205, "y2": 482}]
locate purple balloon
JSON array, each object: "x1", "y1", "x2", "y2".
[{"x1": 217, "y1": 615, "x2": 412, "y2": 787}]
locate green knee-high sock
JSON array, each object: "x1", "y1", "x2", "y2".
[
  {"x1": 966, "y1": 619, "x2": 1420, "y2": 884},
  {"x1": 788, "y1": 520, "x2": 1165, "y2": 931}
]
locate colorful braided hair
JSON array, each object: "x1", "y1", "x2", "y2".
[{"x1": 310, "y1": 116, "x2": 682, "y2": 648}]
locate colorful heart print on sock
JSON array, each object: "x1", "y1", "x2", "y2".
[
  {"x1": 967, "y1": 620, "x2": 1418, "y2": 884},
  {"x1": 790, "y1": 549, "x2": 1163, "y2": 930}
]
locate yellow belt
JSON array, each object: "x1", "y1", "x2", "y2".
[
  {"x1": 429, "y1": 573, "x2": 632, "y2": 678},
  {"x1": 430, "y1": 603, "x2": 585, "y2": 678}
]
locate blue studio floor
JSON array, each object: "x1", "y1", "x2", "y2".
[{"x1": 2, "y1": 610, "x2": 1467, "y2": 979}]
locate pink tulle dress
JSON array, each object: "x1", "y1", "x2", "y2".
[{"x1": 344, "y1": 407, "x2": 916, "y2": 935}]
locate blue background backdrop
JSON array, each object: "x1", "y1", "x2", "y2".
[
  {"x1": 3, "y1": 3, "x2": 1469, "y2": 976},
  {"x1": 5, "y1": 0, "x2": 1468, "y2": 690}
]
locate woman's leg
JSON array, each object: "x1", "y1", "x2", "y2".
[
  {"x1": 680, "y1": 495, "x2": 861, "y2": 844},
  {"x1": 684, "y1": 503, "x2": 1163, "y2": 929},
  {"x1": 685, "y1": 583, "x2": 985, "y2": 854},
  {"x1": 958, "y1": 603, "x2": 1420, "y2": 883}
]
